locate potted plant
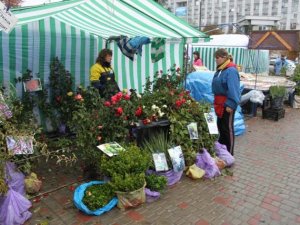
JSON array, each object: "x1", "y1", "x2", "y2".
[
  {"x1": 100, "y1": 145, "x2": 151, "y2": 210},
  {"x1": 269, "y1": 85, "x2": 286, "y2": 109},
  {"x1": 73, "y1": 181, "x2": 118, "y2": 216},
  {"x1": 142, "y1": 132, "x2": 184, "y2": 186},
  {"x1": 145, "y1": 174, "x2": 167, "y2": 203},
  {"x1": 292, "y1": 65, "x2": 300, "y2": 108},
  {"x1": 293, "y1": 86, "x2": 300, "y2": 108}
]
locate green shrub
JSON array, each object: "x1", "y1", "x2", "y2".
[
  {"x1": 270, "y1": 86, "x2": 286, "y2": 98},
  {"x1": 110, "y1": 173, "x2": 145, "y2": 192},
  {"x1": 82, "y1": 183, "x2": 115, "y2": 210},
  {"x1": 100, "y1": 145, "x2": 151, "y2": 176},
  {"x1": 145, "y1": 174, "x2": 167, "y2": 192}
]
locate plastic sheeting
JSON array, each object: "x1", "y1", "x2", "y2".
[
  {"x1": 73, "y1": 181, "x2": 118, "y2": 216},
  {"x1": 240, "y1": 89, "x2": 265, "y2": 105},
  {"x1": 195, "y1": 149, "x2": 221, "y2": 179},
  {"x1": 0, "y1": 162, "x2": 32, "y2": 225},
  {"x1": 185, "y1": 71, "x2": 246, "y2": 136}
]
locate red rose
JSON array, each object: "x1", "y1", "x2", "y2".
[
  {"x1": 123, "y1": 94, "x2": 130, "y2": 100},
  {"x1": 104, "y1": 101, "x2": 111, "y2": 107},
  {"x1": 175, "y1": 100, "x2": 182, "y2": 108},
  {"x1": 176, "y1": 67, "x2": 181, "y2": 72},
  {"x1": 143, "y1": 118, "x2": 151, "y2": 125},
  {"x1": 115, "y1": 107, "x2": 123, "y2": 116},
  {"x1": 116, "y1": 92, "x2": 123, "y2": 101},
  {"x1": 111, "y1": 95, "x2": 118, "y2": 102},
  {"x1": 151, "y1": 115, "x2": 157, "y2": 121},
  {"x1": 181, "y1": 98, "x2": 186, "y2": 104},
  {"x1": 135, "y1": 106, "x2": 143, "y2": 117},
  {"x1": 179, "y1": 92, "x2": 185, "y2": 97},
  {"x1": 74, "y1": 94, "x2": 83, "y2": 101},
  {"x1": 56, "y1": 96, "x2": 62, "y2": 103}
]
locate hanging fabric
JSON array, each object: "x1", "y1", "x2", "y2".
[
  {"x1": 116, "y1": 36, "x2": 135, "y2": 60},
  {"x1": 128, "y1": 36, "x2": 150, "y2": 56},
  {"x1": 116, "y1": 36, "x2": 150, "y2": 61},
  {"x1": 151, "y1": 38, "x2": 166, "y2": 63}
]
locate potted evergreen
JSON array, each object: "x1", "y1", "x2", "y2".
[
  {"x1": 269, "y1": 85, "x2": 286, "y2": 109},
  {"x1": 100, "y1": 145, "x2": 151, "y2": 210}
]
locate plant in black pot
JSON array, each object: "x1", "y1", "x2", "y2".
[{"x1": 269, "y1": 86, "x2": 286, "y2": 109}]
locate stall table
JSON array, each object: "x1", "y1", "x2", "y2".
[{"x1": 240, "y1": 73, "x2": 296, "y2": 116}]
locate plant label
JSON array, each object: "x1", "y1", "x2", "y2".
[{"x1": 204, "y1": 112, "x2": 219, "y2": 135}]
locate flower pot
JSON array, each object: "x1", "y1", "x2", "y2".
[
  {"x1": 151, "y1": 169, "x2": 183, "y2": 186},
  {"x1": 115, "y1": 183, "x2": 146, "y2": 210},
  {"x1": 271, "y1": 97, "x2": 284, "y2": 109},
  {"x1": 145, "y1": 188, "x2": 160, "y2": 203}
]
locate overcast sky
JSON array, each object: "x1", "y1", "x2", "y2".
[{"x1": 22, "y1": 0, "x2": 62, "y2": 6}]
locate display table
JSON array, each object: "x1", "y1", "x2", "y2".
[
  {"x1": 240, "y1": 73, "x2": 296, "y2": 117},
  {"x1": 240, "y1": 73, "x2": 296, "y2": 92}
]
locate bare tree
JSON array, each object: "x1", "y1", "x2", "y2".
[
  {"x1": 153, "y1": 0, "x2": 171, "y2": 11},
  {"x1": 1, "y1": 0, "x2": 23, "y2": 7},
  {"x1": 202, "y1": 25, "x2": 224, "y2": 35}
]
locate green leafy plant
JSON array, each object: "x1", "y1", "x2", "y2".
[
  {"x1": 280, "y1": 66, "x2": 287, "y2": 76},
  {"x1": 83, "y1": 183, "x2": 115, "y2": 210},
  {"x1": 100, "y1": 145, "x2": 151, "y2": 176},
  {"x1": 142, "y1": 132, "x2": 172, "y2": 168},
  {"x1": 14, "y1": 70, "x2": 56, "y2": 130},
  {"x1": 145, "y1": 174, "x2": 167, "y2": 192},
  {"x1": 49, "y1": 57, "x2": 81, "y2": 127},
  {"x1": 141, "y1": 67, "x2": 217, "y2": 166},
  {"x1": 101, "y1": 145, "x2": 150, "y2": 192},
  {"x1": 295, "y1": 86, "x2": 300, "y2": 96},
  {"x1": 270, "y1": 85, "x2": 286, "y2": 98},
  {"x1": 110, "y1": 173, "x2": 145, "y2": 192},
  {"x1": 0, "y1": 91, "x2": 48, "y2": 195},
  {"x1": 293, "y1": 64, "x2": 300, "y2": 82}
]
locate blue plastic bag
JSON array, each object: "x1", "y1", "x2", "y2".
[
  {"x1": 185, "y1": 71, "x2": 246, "y2": 136},
  {"x1": 73, "y1": 181, "x2": 118, "y2": 216}
]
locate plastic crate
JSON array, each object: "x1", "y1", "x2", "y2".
[{"x1": 262, "y1": 108, "x2": 285, "y2": 121}]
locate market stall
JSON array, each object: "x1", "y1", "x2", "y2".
[
  {"x1": 190, "y1": 34, "x2": 269, "y2": 74},
  {"x1": 241, "y1": 30, "x2": 300, "y2": 119},
  {"x1": 1, "y1": 2, "x2": 236, "y2": 225},
  {"x1": 0, "y1": 0, "x2": 209, "y2": 97}
]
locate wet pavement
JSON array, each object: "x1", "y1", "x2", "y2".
[{"x1": 25, "y1": 107, "x2": 300, "y2": 225}]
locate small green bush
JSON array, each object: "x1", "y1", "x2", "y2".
[
  {"x1": 145, "y1": 174, "x2": 167, "y2": 192},
  {"x1": 270, "y1": 86, "x2": 286, "y2": 98}
]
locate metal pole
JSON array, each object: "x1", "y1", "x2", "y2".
[
  {"x1": 254, "y1": 50, "x2": 260, "y2": 90},
  {"x1": 199, "y1": 0, "x2": 202, "y2": 30}
]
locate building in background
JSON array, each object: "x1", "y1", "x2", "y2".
[{"x1": 166, "y1": 0, "x2": 300, "y2": 33}]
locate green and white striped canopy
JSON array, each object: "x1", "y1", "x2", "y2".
[{"x1": 11, "y1": 0, "x2": 207, "y2": 39}]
